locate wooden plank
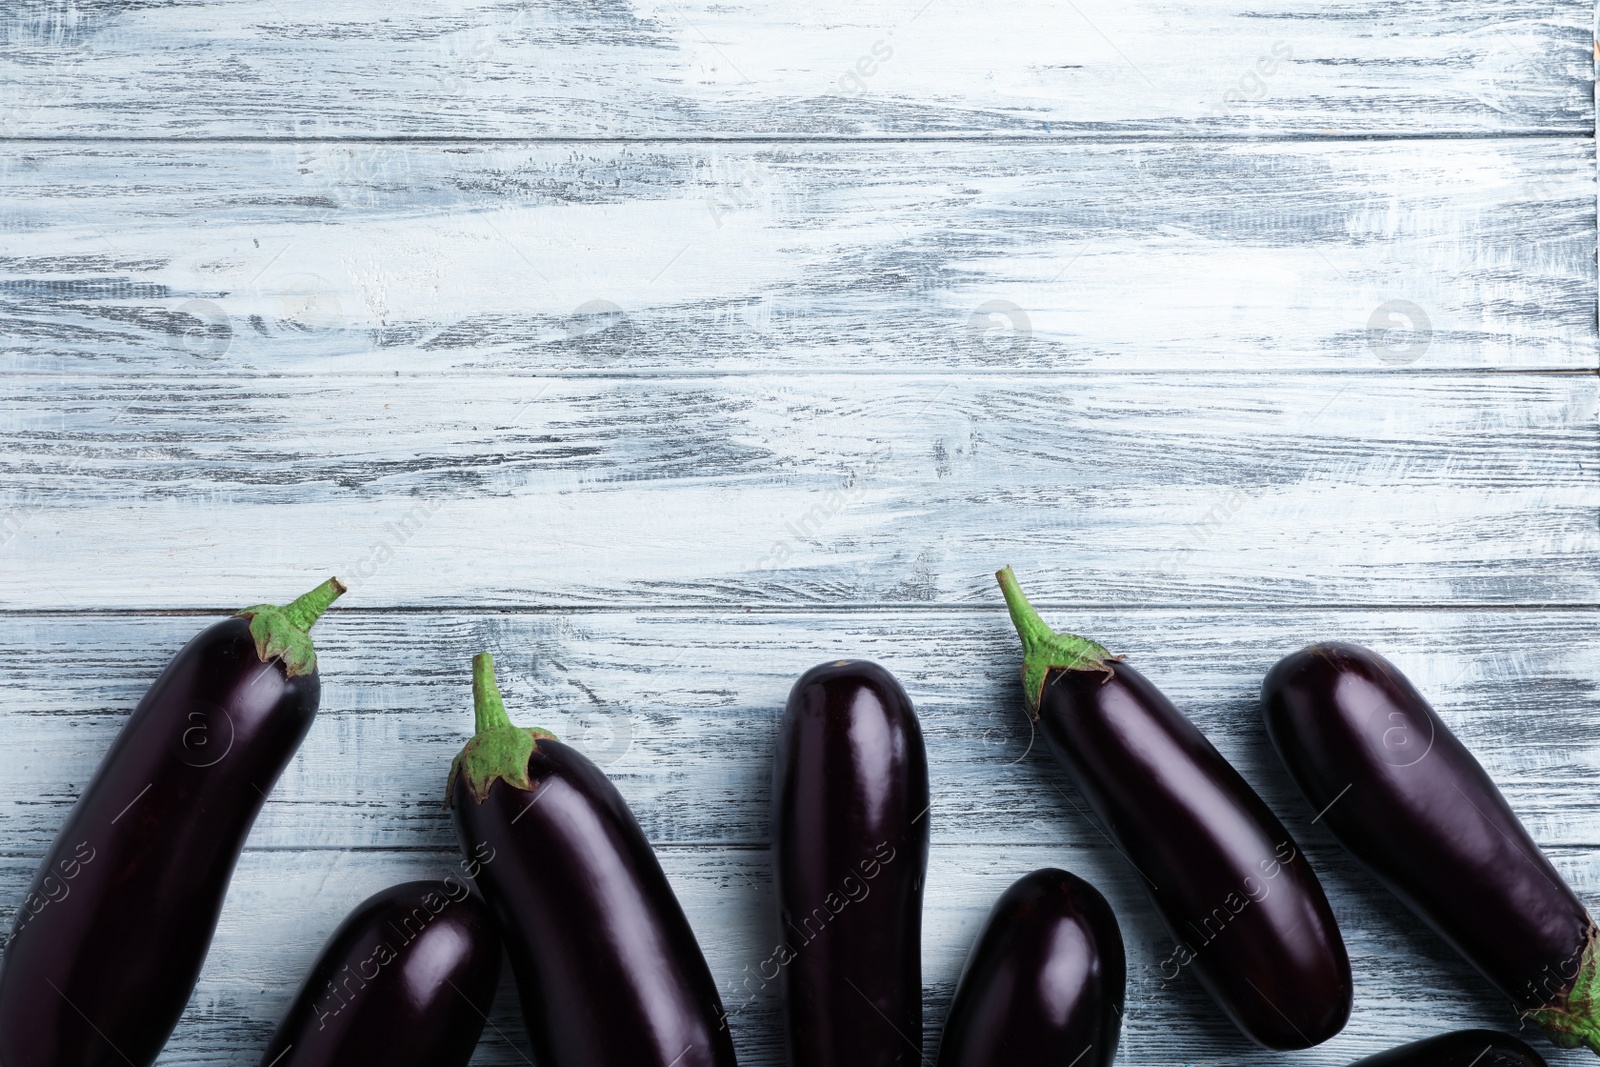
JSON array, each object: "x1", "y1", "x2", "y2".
[
  {"x1": 0, "y1": 138, "x2": 1591, "y2": 375},
  {"x1": 2, "y1": 608, "x2": 1596, "y2": 852},
  {"x1": 0, "y1": 843, "x2": 1593, "y2": 1066},
  {"x1": 0, "y1": 0, "x2": 1591, "y2": 138},
  {"x1": 0, "y1": 371, "x2": 1594, "y2": 608}
]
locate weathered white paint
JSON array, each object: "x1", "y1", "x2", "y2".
[
  {"x1": 0, "y1": 373, "x2": 1595, "y2": 607},
  {"x1": 2, "y1": 0, "x2": 1597, "y2": 1064},
  {"x1": 0, "y1": 140, "x2": 1592, "y2": 376},
  {"x1": 0, "y1": 0, "x2": 1591, "y2": 137}
]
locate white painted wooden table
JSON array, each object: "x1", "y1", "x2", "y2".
[{"x1": 2, "y1": 2, "x2": 1597, "y2": 1064}]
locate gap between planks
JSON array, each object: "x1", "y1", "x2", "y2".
[
  {"x1": 7, "y1": 368, "x2": 1599, "y2": 380},
  {"x1": 0, "y1": 132, "x2": 1595, "y2": 146},
  {"x1": 4, "y1": 603, "x2": 1600, "y2": 617}
]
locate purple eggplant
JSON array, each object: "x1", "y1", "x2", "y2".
[
  {"x1": 996, "y1": 568, "x2": 1351, "y2": 1049},
  {"x1": 771, "y1": 659, "x2": 930, "y2": 1067},
  {"x1": 257, "y1": 879, "x2": 500, "y2": 1067},
  {"x1": 936, "y1": 868, "x2": 1124, "y2": 1067},
  {"x1": 1261, "y1": 642, "x2": 1600, "y2": 1052},
  {"x1": 1348, "y1": 1030, "x2": 1548, "y2": 1067},
  {"x1": 0, "y1": 578, "x2": 345, "y2": 1067},
  {"x1": 447, "y1": 653, "x2": 736, "y2": 1067}
]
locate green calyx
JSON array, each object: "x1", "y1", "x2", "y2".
[
  {"x1": 1526, "y1": 924, "x2": 1600, "y2": 1054},
  {"x1": 235, "y1": 577, "x2": 347, "y2": 678},
  {"x1": 448, "y1": 653, "x2": 557, "y2": 805},
  {"x1": 995, "y1": 566, "x2": 1118, "y2": 719}
]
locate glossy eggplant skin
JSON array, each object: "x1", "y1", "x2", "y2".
[
  {"x1": 772, "y1": 660, "x2": 930, "y2": 1067},
  {"x1": 1262, "y1": 643, "x2": 1595, "y2": 1041},
  {"x1": 936, "y1": 869, "x2": 1125, "y2": 1067},
  {"x1": 1348, "y1": 1030, "x2": 1548, "y2": 1067},
  {"x1": 0, "y1": 597, "x2": 335, "y2": 1067},
  {"x1": 450, "y1": 731, "x2": 735, "y2": 1067},
  {"x1": 258, "y1": 880, "x2": 501, "y2": 1067},
  {"x1": 1039, "y1": 665, "x2": 1351, "y2": 1048}
]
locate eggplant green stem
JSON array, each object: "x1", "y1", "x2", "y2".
[
  {"x1": 282, "y1": 579, "x2": 346, "y2": 630},
  {"x1": 1526, "y1": 923, "x2": 1600, "y2": 1055},
  {"x1": 995, "y1": 566, "x2": 1117, "y2": 718},
  {"x1": 449, "y1": 653, "x2": 557, "y2": 805},
  {"x1": 235, "y1": 576, "x2": 347, "y2": 679},
  {"x1": 473, "y1": 651, "x2": 515, "y2": 734}
]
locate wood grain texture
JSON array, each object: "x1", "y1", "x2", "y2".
[
  {"x1": 1, "y1": 608, "x2": 1597, "y2": 857},
  {"x1": 0, "y1": 372, "x2": 1594, "y2": 607},
  {"x1": 0, "y1": 0, "x2": 1591, "y2": 138},
  {"x1": 0, "y1": 139, "x2": 1592, "y2": 376}
]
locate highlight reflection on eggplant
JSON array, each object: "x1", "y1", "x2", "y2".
[
  {"x1": 1263, "y1": 642, "x2": 1600, "y2": 1053},
  {"x1": 1347, "y1": 1030, "x2": 1548, "y2": 1067},
  {"x1": 258, "y1": 879, "x2": 501, "y2": 1067},
  {"x1": 937, "y1": 868, "x2": 1124, "y2": 1067},
  {"x1": 995, "y1": 567, "x2": 1351, "y2": 1050},
  {"x1": 772, "y1": 659, "x2": 930, "y2": 1067},
  {"x1": 0, "y1": 578, "x2": 345, "y2": 1067},
  {"x1": 448, "y1": 653, "x2": 737, "y2": 1067}
]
